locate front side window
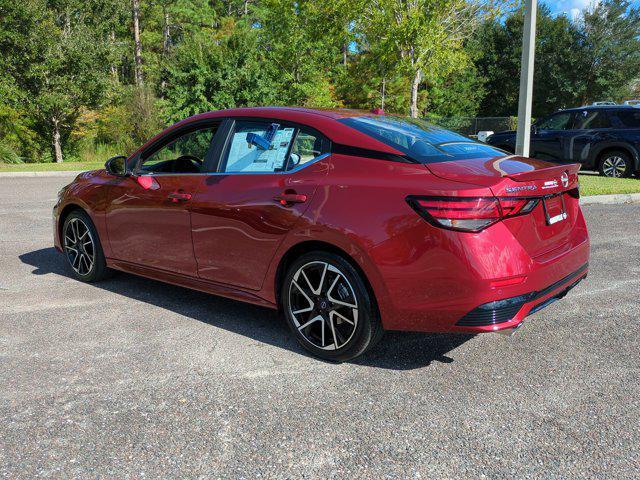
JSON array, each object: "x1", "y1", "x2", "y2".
[
  {"x1": 220, "y1": 120, "x2": 328, "y2": 173},
  {"x1": 538, "y1": 112, "x2": 573, "y2": 131},
  {"x1": 140, "y1": 126, "x2": 218, "y2": 174},
  {"x1": 340, "y1": 116, "x2": 505, "y2": 164}
]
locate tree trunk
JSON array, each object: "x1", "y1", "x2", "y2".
[
  {"x1": 160, "y1": 8, "x2": 170, "y2": 92},
  {"x1": 381, "y1": 77, "x2": 386, "y2": 110},
  {"x1": 64, "y1": 11, "x2": 71, "y2": 37},
  {"x1": 162, "y1": 8, "x2": 170, "y2": 54},
  {"x1": 109, "y1": 30, "x2": 118, "y2": 82},
  {"x1": 410, "y1": 69, "x2": 422, "y2": 118},
  {"x1": 52, "y1": 118, "x2": 63, "y2": 164},
  {"x1": 132, "y1": 0, "x2": 144, "y2": 86},
  {"x1": 342, "y1": 44, "x2": 347, "y2": 67}
]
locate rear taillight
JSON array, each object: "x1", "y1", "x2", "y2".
[{"x1": 406, "y1": 196, "x2": 539, "y2": 232}]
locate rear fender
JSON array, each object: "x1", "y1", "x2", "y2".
[{"x1": 589, "y1": 141, "x2": 640, "y2": 170}]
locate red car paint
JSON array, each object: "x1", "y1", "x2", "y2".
[{"x1": 53, "y1": 107, "x2": 589, "y2": 333}]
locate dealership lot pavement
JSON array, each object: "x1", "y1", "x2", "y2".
[{"x1": 1, "y1": 176, "x2": 638, "y2": 478}]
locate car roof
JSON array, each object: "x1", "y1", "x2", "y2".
[
  {"x1": 562, "y1": 105, "x2": 638, "y2": 112},
  {"x1": 130, "y1": 107, "x2": 404, "y2": 160},
  {"x1": 196, "y1": 106, "x2": 373, "y2": 120}
]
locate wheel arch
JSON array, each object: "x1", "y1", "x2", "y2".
[
  {"x1": 58, "y1": 203, "x2": 87, "y2": 244},
  {"x1": 273, "y1": 240, "x2": 381, "y2": 315},
  {"x1": 593, "y1": 143, "x2": 639, "y2": 171}
]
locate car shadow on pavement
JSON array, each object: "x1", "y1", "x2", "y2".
[{"x1": 19, "y1": 247, "x2": 474, "y2": 371}]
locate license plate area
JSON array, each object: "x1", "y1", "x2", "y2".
[{"x1": 542, "y1": 194, "x2": 567, "y2": 225}]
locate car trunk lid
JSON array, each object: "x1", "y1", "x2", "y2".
[{"x1": 426, "y1": 156, "x2": 582, "y2": 259}]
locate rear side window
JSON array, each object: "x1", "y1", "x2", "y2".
[
  {"x1": 573, "y1": 110, "x2": 611, "y2": 129},
  {"x1": 610, "y1": 110, "x2": 640, "y2": 128},
  {"x1": 340, "y1": 116, "x2": 505, "y2": 163},
  {"x1": 220, "y1": 120, "x2": 328, "y2": 173}
]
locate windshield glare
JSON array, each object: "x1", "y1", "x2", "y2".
[{"x1": 340, "y1": 116, "x2": 506, "y2": 163}]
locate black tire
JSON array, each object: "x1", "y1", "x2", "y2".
[
  {"x1": 281, "y1": 251, "x2": 383, "y2": 362},
  {"x1": 598, "y1": 150, "x2": 633, "y2": 178},
  {"x1": 62, "y1": 210, "x2": 112, "y2": 282}
]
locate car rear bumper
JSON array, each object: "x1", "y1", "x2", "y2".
[
  {"x1": 451, "y1": 263, "x2": 587, "y2": 333},
  {"x1": 374, "y1": 204, "x2": 590, "y2": 333}
]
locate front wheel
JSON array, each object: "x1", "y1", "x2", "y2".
[
  {"x1": 599, "y1": 150, "x2": 633, "y2": 178},
  {"x1": 62, "y1": 210, "x2": 111, "y2": 282},
  {"x1": 282, "y1": 252, "x2": 383, "y2": 362}
]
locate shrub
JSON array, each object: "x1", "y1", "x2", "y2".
[{"x1": 0, "y1": 142, "x2": 24, "y2": 164}]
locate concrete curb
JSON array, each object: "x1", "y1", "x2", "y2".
[
  {"x1": 580, "y1": 193, "x2": 640, "y2": 205},
  {"x1": 0, "y1": 170, "x2": 85, "y2": 178}
]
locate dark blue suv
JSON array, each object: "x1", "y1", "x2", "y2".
[{"x1": 487, "y1": 106, "x2": 640, "y2": 178}]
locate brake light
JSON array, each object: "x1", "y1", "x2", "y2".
[
  {"x1": 499, "y1": 198, "x2": 540, "y2": 216},
  {"x1": 406, "y1": 196, "x2": 539, "y2": 232}
]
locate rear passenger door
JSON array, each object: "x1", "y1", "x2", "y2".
[
  {"x1": 532, "y1": 111, "x2": 575, "y2": 162},
  {"x1": 190, "y1": 118, "x2": 330, "y2": 290},
  {"x1": 567, "y1": 109, "x2": 614, "y2": 164}
]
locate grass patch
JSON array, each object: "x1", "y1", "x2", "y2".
[
  {"x1": 0, "y1": 161, "x2": 104, "y2": 172},
  {"x1": 579, "y1": 173, "x2": 640, "y2": 196}
]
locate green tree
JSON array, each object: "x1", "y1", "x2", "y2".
[
  {"x1": 473, "y1": 5, "x2": 587, "y2": 117},
  {"x1": 1, "y1": 0, "x2": 110, "y2": 162},
  {"x1": 580, "y1": 0, "x2": 640, "y2": 104},
  {"x1": 474, "y1": 2, "x2": 640, "y2": 118},
  {"x1": 358, "y1": 0, "x2": 506, "y2": 118}
]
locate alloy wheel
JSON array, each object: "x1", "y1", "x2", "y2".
[
  {"x1": 288, "y1": 261, "x2": 359, "y2": 351},
  {"x1": 64, "y1": 217, "x2": 95, "y2": 276},
  {"x1": 602, "y1": 156, "x2": 627, "y2": 178}
]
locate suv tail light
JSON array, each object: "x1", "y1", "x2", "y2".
[{"x1": 406, "y1": 196, "x2": 539, "y2": 232}]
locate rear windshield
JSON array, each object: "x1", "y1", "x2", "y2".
[{"x1": 340, "y1": 116, "x2": 505, "y2": 163}]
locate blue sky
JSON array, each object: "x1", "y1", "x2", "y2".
[{"x1": 545, "y1": 0, "x2": 640, "y2": 19}]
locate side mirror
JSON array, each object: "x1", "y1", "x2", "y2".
[{"x1": 105, "y1": 155, "x2": 129, "y2": 177}]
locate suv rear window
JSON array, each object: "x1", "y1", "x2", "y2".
[{"x1": 340, "y1": 116, "x2": 505, "y2": 163}]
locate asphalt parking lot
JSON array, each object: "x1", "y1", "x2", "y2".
[{"x1": 1, "y1": 175, "x2": 638, "y2": 478}]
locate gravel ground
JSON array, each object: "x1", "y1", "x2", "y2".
[{"x1": 1, "y1": 176, "x2": 638, "y2": 479}]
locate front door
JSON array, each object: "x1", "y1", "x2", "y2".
[
  {"x1": 190, "y1": 119, "x2": 330, "y2": 290},
  {"x1": 105, "y1": 122, "x2": 220, "y2": 276}
]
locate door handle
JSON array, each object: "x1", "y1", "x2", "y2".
[
  {"x1": 274, "y1": 192, "x2": 307, "y2": 206},
  {"x1": 168, "y1": 191, "x2": 192, "y2": 203}
]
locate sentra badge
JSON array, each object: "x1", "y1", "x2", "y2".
[{"x1": 505, "y1": 185, "x2": 538, "y2": 193}]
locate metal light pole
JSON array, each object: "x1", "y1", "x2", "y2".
[{"x1": 515, "y1": 0, "x2": 538, "y2": 157}]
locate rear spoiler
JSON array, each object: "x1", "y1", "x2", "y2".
[{"x1": 505, "y1": 163, "x2": 581, "y2": 182}]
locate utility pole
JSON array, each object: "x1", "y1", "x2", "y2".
[{"x1": 515, "y1": 0, "x2": 537, "y2": 157}]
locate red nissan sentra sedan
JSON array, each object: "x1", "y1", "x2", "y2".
[{"x1": 53, "y1": 107, "x2": 590, "y2": 361}]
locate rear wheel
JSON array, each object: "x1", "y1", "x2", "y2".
[
  {"x1": 62, "y1": 210, "x2": 111, "y2": 282},
  {"x1": 282, "y1": 251, "x2": 383, "y2": 362},
  {"x1": 599, "y1": 150, "x2": 633, "y2": 178}
]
